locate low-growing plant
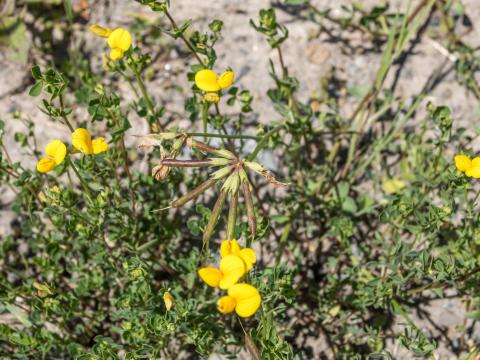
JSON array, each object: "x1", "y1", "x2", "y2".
[{"x1": 2, "y1": 0, "x2": 480, "y2": 359}]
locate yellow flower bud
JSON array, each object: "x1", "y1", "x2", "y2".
[
  {"x1": 163, "y1": 292, "x2": 174, "y2": 311},
  {"x1": 204, "y1": 92, "x2": 220, "y2": 103},
  {"x1": 89, "y1": 24, "x2": 112, "y2": 38}
]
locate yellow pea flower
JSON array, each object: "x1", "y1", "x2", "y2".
[
  {"x1": 217, "y1": 71, "x2": 234, "y2": 89},
  {"x1": 163, "y1": 291, "x2": 174, "y2": 311},
  {"x1": 89, "y1": 24, "x2": 131, "y2": 61},
  {"x1": 455, "y1": 155, "x2": 471, "y2": 172},
  {"x1": 37, "y1": 139, "x2": 67, "y2": 173},
  {"x1": 72, "y1": 128, "x2": 109, "y2": 155},
  {"x1": 216, "y1": 283, "x2": 261, "y2": 318},
  {"x1": 220, "y1": 239, "x2": 256, "y2": 271},
  {"x1": 198, "y1": 254, "x2": 246, "y2": 290},
  {"x1": 195, "y1": 69, "x2": 235, "y2": 92}
]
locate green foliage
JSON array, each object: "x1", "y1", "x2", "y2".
[{"x1": 2, "y1": 0, "x2": 480, "y2": 359}]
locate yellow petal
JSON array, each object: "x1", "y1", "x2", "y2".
[
  {"x1": 217, "y1": 295, "x2": 236, "y2": 314},
  {"x1": 239, "y1": 248, "x2": 256, "y2": 271},
  {"x1": 195, "y1": 69, "x2": 221, "y2": 92},
  {"x1": 204, "y1": 92, "x2": 220, "y2": 103},
  {"x1": 218, "y1": 71, "x2": 234, "y2": 89},
  {"x1": 228, "y1": 283, "x2": 261, "y2": 318},
  {"x1": 45, "y1": 139, "x2": 66, "y2": 165},
  {"x1": 72, "y1": 128, "x2": 93, "y2": 154},
  {"x1": 108, "y1": 28, "x2": 131, "y2": 51},
  {"x1": 89, "y1": 24, "x2": 112, "y2": 38},
  {"x1": 472, "y1": 157, "x2": 480, "y2": 168},
  {"x1": 455, "y1": 155, "x2": 471, "y2": 172},
  {"x1": 198, "y1": 267, "x2": 222, "y2": 287},
  {"x1": 382, "y1": 178, "x2": 406, "y2": 194},
  {"x1": 163, "y1": 292, "x2": 174, "y2": 311},
  {"x1": 219, "y1": 255, "x2": 245, "y2": 290},
  {"x1": 220, "y1": 239, "x2": 241, "y2": 257},
  {"x1": 109, "y1": 48, "x2": 125, "y2": 61},
  {"x1": 92, "y1": 137, "x2": 109, "y2": 154},
  {"x1": 466, "y1": 167, "x2": 480, "y2": 178},
  {"x1": 37, "y1": 158, "x2": 57, "y2": 173}
]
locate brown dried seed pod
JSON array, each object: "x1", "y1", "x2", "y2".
[
  {"x1": 152, "y1": 164, "x2": 170, "y2": 181},
  {"x1": 202, "y1": 190, "x2": 227, "y2": 247},
  {"x1": 160, "y1": 159, "x2": 212, "y2": 167},
  {"x1": 172, "y1": 177, "x2": 217, "y2": 208}
]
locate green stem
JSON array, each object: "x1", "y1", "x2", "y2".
[
  {"x1": 129, "y1": 58, "x2": 159, "y2": 131},
  {"x1": 248, "y1": 124, "x2": 285, "y2": 160},
  {"x1": 186, "y1": 132, "x2": 259, "y2": 141},
  {"x1": 164, "y1": 9, "x2": 206, "y2": 67},
  {"x1": 201, "y1": 103, "x2": 208, "y2": 141},
  {"x1": 69, "y1": 157, "x2": 94, "y2": 202},
  {"x1": 59, "y1": 95, "x2": 74, "y2": 132}
]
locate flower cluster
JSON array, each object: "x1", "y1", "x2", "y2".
[
  {"x1": 455, "y1": 154, "x2": 480, "y2": 178},
  {"x1": 198, "y1": 239, "x2": 261, "y2": 318},
  {"x1": 195, "y1": 69, "x2": 234, "y2": 103},
  {"x1": 89, "y1": 24, "x2": 132, "y2": 61},
  {"x1": 37, "y1": 128, "x2": 108, "y2": 173}
]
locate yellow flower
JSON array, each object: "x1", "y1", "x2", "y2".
[
  {"x1": 220, "y1": 239, "x2": 256, "y2": 271},
  {"x1": 37, "y1": 139, "x2": 67, "y2": 173},
  {"x1": 89, "y1": 24, "x2": 131, "y2": 61},
  {"x1": 72, "y1": 128, "x2": 109, "y2": 155},
  {"x1": 204, "y1": 92, "x2": 220, "y2": 103},
  {"x1": 163, "y1": 291, "x2": 174, "y2": 311},
  {"x1": 455, "y1": 155, "x2": 471, "y2": 172},
  {"x1": 198, "y1": 254, "x2": 246, "y2": 290},
  {"x1": 455, "y1": 155, "x2": 480, "y2": 178},
  {"x1": 195, "y1": 69, "x2": 234, "y2": 92},
  {"x1": 216, "y1": 283, "x2": 261, "y2": 318},
  {"x1": 217, "y1": 71, "x2": 234, "y2": 89}
]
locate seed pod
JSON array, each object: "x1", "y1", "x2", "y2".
[
  {"x1": 160, "y1": 159, "x2": 212, "y2": 167},
  {"x1": 152, "y1": 164, "x2": 170, "y2": 181},
  {"x1": 244, "y1": 161, "x2": 288, "y2": 189},
  {"x1": 209, "y1": 157, "x2": 233, "y2": 167},
  {"x1": 245, "y1": 334, "x2": 262, "y2": 360},
  {"x1": 211, "y1": 165, "x2": 234, "y2": 180},
  {"x1": 226, "y1": 191, "x2": 238, "y2": 240},
  {"x1": 202, "y1": 190, "x2": 227, "y2": 247},
  {"x1": 187, "y1": 138, "x2": 237, "y2": 159},
  {"x1": 222, "y1": 172, "x2": 240, "y2": 194},
  {"x1": 172, "y1": 177, "x2": 217, "y2": 208},
  {"x1": 241, "y1": 181, "x2": 256, "y2": 237}
]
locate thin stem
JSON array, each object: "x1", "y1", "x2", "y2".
[
  {"x1": 109, "y1": 109, "x2": 137, "y2": 215},
  {"x1": 69, "y1": 157, "x2": 94, "y2": 202},
  {"x1": 201, "y1": 103, "x2": 208, "y2": 141},
  {"x1": 248, "y1": 124, "x2": 285, "y2": 160},
  {"x1": 59, "y1": 95, "x2": 74, "y2": 132},
  {"x1": 187, "y1": 132, "x2": 259, "y2": 141},
  {"x1": 129, "y1": 58, "x2": 160, "y2": 131},
  {"x1": 164, "y1": 9, "x2": 206, "y2": 67}
]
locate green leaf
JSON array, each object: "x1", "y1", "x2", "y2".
[
  {"x1": 31, "y1": 65, "x2": 42, "y2": 80},
  {"x1": 29, "y1": 82, "x2": 43, "y2": 97}
]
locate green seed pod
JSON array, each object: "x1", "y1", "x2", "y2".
[
  {"x1": 226, "y1": 192, "x2": 239, "y2": 240},
  {"x1": 172, "y1": 177, "x2": 217, "y2": 208},
  {"x1": 202, "y1": 190, "x2": 227, "y2": 247}
]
